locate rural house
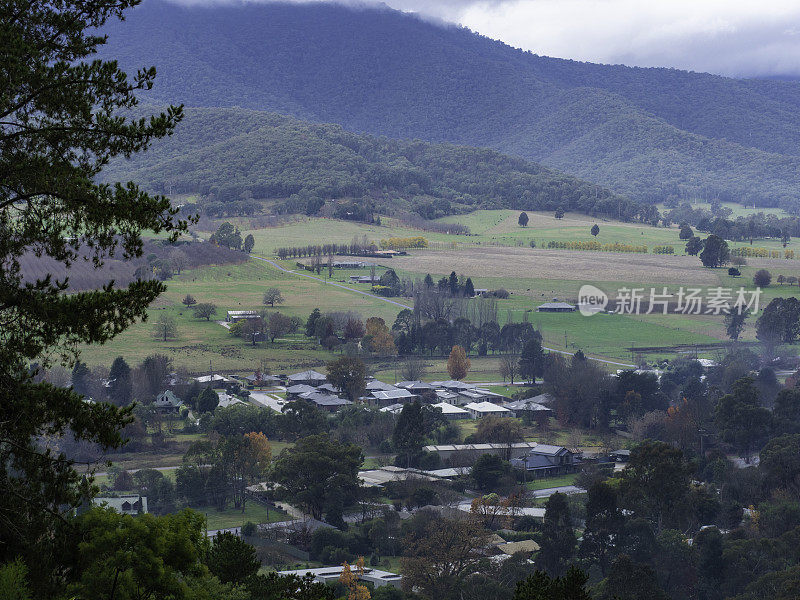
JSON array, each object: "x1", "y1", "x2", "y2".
[
  {"x1": 511, "y1": 445, "x2": 577, "y2": 477},
  {"x1": 154, "y1": 390, "x2": 183, "y2": 413}
]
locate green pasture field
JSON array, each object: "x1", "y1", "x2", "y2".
[
  {"x1": 89, "y1": 211, "x2": 800, "y2": 372},
  {"x1": 525, "y1": 474, "x2": 579, "y2": 491},
  {"x1": 220, "y1": 209, "x2": 800, "y2": 262},
  {"x1": 78, "y1": 260, "x2": 402, "y2": 372},
  {"x1": 199, "y1": 504, "x2": 288, "y2": 530},
  {"x1": 655, "y1": 201, "x2": 789, "y2": 219}
]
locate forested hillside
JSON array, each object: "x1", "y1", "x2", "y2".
[
  {"x1": 99, "y1": 0, "x2": 800, "y2": 208},
  {"x1": 103, "y1": 107, "x2": 646, "y2": 221}
]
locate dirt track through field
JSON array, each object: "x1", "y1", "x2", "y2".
[{"x1": 392, "y1": 247, "x2": 724, "y2": 285}]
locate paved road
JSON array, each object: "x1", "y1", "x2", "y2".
[
  {"x1": 530, "y1": 485, "x2": 587, "y2": 498},
  {"x1": 250, "y1": 255, "x2": 636, "y2": 369},
  {"x1": 248, "y1": 390, "x2": 288, "y2": 413}
]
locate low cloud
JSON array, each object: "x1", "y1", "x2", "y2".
[{"x1": 167, "y1": 0, "x2": 800, "y2": 77}]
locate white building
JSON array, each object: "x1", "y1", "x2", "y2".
[
  {"x1": 463, "y1": 401, "x2": 513, "y2": 419},
  {"x1": 431, "y1": 401, "x2": 470, "y2": 420},
  {"x1": 278, "y1": 566, "x2": 402, "y2": 589}
]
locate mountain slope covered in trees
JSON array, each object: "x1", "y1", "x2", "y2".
[
  {"x1": 103, "y1": 106, "x2": 645, "y2": 220},
  {"x1": 100, "y1": 0, "x2": 800, "y2": 208}
]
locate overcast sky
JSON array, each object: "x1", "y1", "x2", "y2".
[{"x1": 218, "y1": 0, "x2": 800, "y2": 78}]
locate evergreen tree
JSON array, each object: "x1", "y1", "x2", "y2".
[
  {"x1": 108, "y1": 357, "x2": 133, "y2": 406},
  {"x1": 699, "y1": 234, "x2": 730, "y2": 267},
  {"x1": 448, "y1": 271, "x2": 459, "y2": 296},
  {"x1": 519, "y1": 337, "x2": 545, "y2": 383},
  {"x1": 0, "y1": 0, "x2": 184, "y2": 588},
  {"x1": 305, "y1": 308, "x2": 321, "y2": 337},
  {"x1": 197, "y1": 387, "x2": 219, "y2": 413},
  {"x1": 518, "y1": 212, "x2": 529, "y2": 227},
  {"x1": 464, "y1": 277, "x2": 475, "y2": 297},
  {"x1": 392, "y1": 400, "x2": 425, "y2": 467},
  {"x1": 580, "y1": 482, "x2": 624, "y2": 576},
  {"x1": 243, "y1": 233, "x2": 255, "y2": 253},
  {"x1": 536, "y1": 493, "x2": 576, "y2": 577},
  {"x1": 424, "y1": 273, "x2": 434, "y2": 288},
  {"x1": 71, "y1": 361, "x2": 91, "y2": 397},
  {"x1": 207, "y1": 531, "x2": 260, "y2": 584},
  {"x1": 591, "y1": 224, "x2": 600, "y2": 237}
]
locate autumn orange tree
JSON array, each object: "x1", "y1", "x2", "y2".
[
  {"x1": 339, "y1": 557, "x2": 371, "y2": 600},
  {"x1": 364, "y1": 316, "x2": 397, "y2": 356},
  {"x1": 447, "y1": 345, "x2": 471, "y2": 380}
]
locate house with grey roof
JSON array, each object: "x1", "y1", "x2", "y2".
[
  {"x1": 430, "y1": 380, "x2": 477, "y2": 392},
  {"x1": 369, "y1": 388, "x2": 416, "y2": 406},
  {"x1": 511, "y1": 445, "x2": 577, "y2": 477},
  {"x1": 395, "y1": 380, "x2": 434, "y2": 392},
  {"x1": 285, "y1": 384, "x2": 317, "y2": 398},
  {"x1": 536, "y1": 300, "x2": 576, "y2": 312},
  {"x1": 287, "y1": 370, "x2": 327, "y2": 386},
  {"x1": 366, "y1": 379, "x2": 399, "y2": 392},
  {"x1": 298, "y1": 391, "x2": 352, "y2": 412}
]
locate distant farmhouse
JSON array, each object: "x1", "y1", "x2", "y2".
[{"x1": 537, "y1": 300, "x2": 576, "y2": 313}]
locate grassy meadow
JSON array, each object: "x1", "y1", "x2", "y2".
[{"x1": 78, "y1": 208, "x2": 800, "y2": 375}]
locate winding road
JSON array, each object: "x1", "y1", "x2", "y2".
[{"x1": 250, "y1": 255, "x2": 636, "y2": 368}]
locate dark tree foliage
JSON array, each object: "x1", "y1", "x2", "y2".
[
  {"x1": 685, "y1": 236, "x2": 703, "y2": 256},
  {"x1": 536, "y1": 493, "x2": 576, "y2": 577},
  {"x1": 197, "y1": 387, "x2": 219, "y2": 413},
  {"x1": 271, "y1": 434, "x2": 363, "y2": 524},
  {"x1": 0, "y1": 0, "x2": 184, "y2": 589},
  {"x1": 207, "y1": 531, "x2": 260, "y2": 584},
  {"x1": 108, "y1": 356, "x2": 133, "y2": 406},
  {"x1": 580, "y1": 481, "x2": 624, "y2": 576},
  {"x1": 756, "y1": 297, "x2": 800, "y2": 345},
  {"x1": 393, "y1": 400, "x2": 425, "y2": 468},
  {"x1": 513, "y1": 566, "x2": 591, "y2": 600},
  {"x1": 326, "y1": 355, "x2": 366, "y2": 401},
  {"x1": 699, "y1": 234, "x2": 730, "y2": 267},
  {"x1": 753, "y1": 269, "x2": 772, "y2": 287},
  {"x1": 518, "y1": 212, "x2": 529, "y2": 227},
  {"x1": 619, "y1": 441, "x2": 692, "y2": 532},
  {"x1": 724, "y1": 307, "x2": 749, "y2": 341}
]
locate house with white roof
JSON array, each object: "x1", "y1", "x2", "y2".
[
  {"x1": 278, "y1": 566, "x2": 401, "y2": 589},
  {"x1": 464, "y1": 401, "x2": 513, "y2": 419},
  {"x1": 431, "y1": 401, "x2": 470, "y2": 420}
]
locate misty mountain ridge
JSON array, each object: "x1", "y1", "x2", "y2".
[{"x1": 99, "y1": 0, "x2": 800, "y2": 209}]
